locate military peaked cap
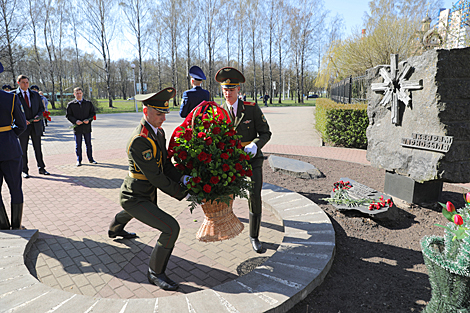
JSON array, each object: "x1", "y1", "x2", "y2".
[
  {"x1": 30, "y1": 85, "x2": 39, "y2": 91},
  {"x1": 215, "y1": 67, "x2": 245, "y2": 88},
  {"x1": 2, "y1": 84, "x2": 12, "y2": 90},
  {"x1": 135, "y1": 87, "x2": 176, "y2": 113},
  {"x1": 189, "y1": 66, "x2": 206, "y2": 80}
]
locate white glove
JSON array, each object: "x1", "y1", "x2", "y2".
[
  {"x1": 244, "y1": 142, "x2": 258, "y2": 156},
  {"x1": 181, "y1": 175, "x2": 192, "y2": 186}
]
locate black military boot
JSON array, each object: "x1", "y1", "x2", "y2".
[
  {"x1": 108, "y1": 218, "x2": 137, "y2": 239},
  {"x1": 249, "y1": 212, "x2": 263, "y2": 253},
  {"x1": 0, "y1": 203, "x2": 10, "y2": 230},
  {"x1": 147, "y1": 243, "x2": 178, "y2": 291},
  {"x1": 11, "y1": 203, "x2": 23, "y2": 230}
]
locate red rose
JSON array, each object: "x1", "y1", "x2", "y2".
[
  {"x1": 227, "y1": 149, "x2": 234, "y2": 155},
  {"x1": 203, "y1": 121, "x2": 210, "y2": 129},
  {"x1": 167, "y1": 149, "x2": 175, "y2": 158},
  {"x1": 229, "y1": 140, "x2": 236, "y2": 147},
  {"x1": 240, "y1": 169, "x2": 246, "y2": 176},
  {"x1": 178, "y1": 151, "x2": 188, "y2": 160},
  {"x1": 239, "y1": 154, "x2": 246, "y2": 161},
  {"x1": 205, "y1": 137, "x2": 213, "y2": 145},
  {"x1": 217, "y1": 142, "x2": 225, "y2": 150},
  {"x1": 176, "y1": 164, "x2": 185, "y2": 171},
  {"x1": 230, "y1": 175, "x2": 236, "y2": 182},
  {"x1": 244, "y1": 153, "x2": 250, "y2": 161},
  {"x1": 202, "y1": 114, "x2": 209, "y2": 120},
  {"x1": 236, "y1": 141, "x2": 242, "y2": 149},
  {"x1": 210, "y1": 176, "x2": 220, "y2": 184},
  {"x1": 198, "y1": 152, "x2": 207, "y2": 161},
  {"x1": 235, "y1": 163, "x2": 243, "y2": 171},
  {"x1": 203, "y1": 184, "x2": 211, "y2": 193},
  {"x1": 186, "y1": 161, "x2": 193, "y2": 170},
  {"x1": 213, "y1": 127, "x2": 221, "y2": 134},
  {"x1": 221, "y1": 153, "x2": 229, "y2": 160},
  {"x1": 204, "y1": 154, "x2": 212, "y2": 164},
  {"x1": 225, "y1": 130, "x2": 236, "y2": 137},
  {"x1": 246, "y1": 169, "x2": 253, "y2": 177},
  {"x1": 197, "y1": 132, "x2": 206, "y2": 138},
  {"x1": 93, "y1": 115, "x2": 96, "y2": 120},
  {"x1": 183, "y1": 129, "x2": 193, "y2": 141},
  {"x1": 222, "y1": 164, "x2": 230, "y2": 172},
  {"x1": 193, "y1": 177, "x2": 201, "y2": 183}
]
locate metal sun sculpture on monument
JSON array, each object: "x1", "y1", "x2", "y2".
[{"x1": 371, "y1": 54, "x2": 423, "y2": 125}]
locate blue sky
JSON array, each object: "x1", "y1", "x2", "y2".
[{"x1": 325, "y1": 0, "x2": 456, "y2": 35}]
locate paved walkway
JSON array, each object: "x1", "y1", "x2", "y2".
[{"x1": 1, "y1": 106, "x2": 467, "y2": 305}]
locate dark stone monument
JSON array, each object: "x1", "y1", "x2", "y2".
[{"x1": 366, "y1": 48, "x2": 470, "y2": 203}]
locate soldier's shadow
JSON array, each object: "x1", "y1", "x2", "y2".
[{"x1": 25, "y1": 232, "x2": 237, "y2": 295}]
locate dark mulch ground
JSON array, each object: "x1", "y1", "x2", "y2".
[{"x1": 262, "y1": 153, "x2": 468, "y2": 313}]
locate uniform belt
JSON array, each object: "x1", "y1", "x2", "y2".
[
  {"x1": 0, "y1": 126, "x2": 12, "y2": 132},
  {"x1": 241, "y1": 141, "x2": 252, "y2": 147},
  {"x1": 129, "y1": 172, "x2": 148, "y2": 180}
]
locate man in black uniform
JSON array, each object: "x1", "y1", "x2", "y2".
[
  {"x1": 15, "y1": 75, "x2": 49, "y2": 178},
  {"x1": 179, "y1": 66, "x2": 211, "y2": 118},
  {"x1": 108, "y1": 87, "x2": 190, "y2": 291},
  {"x1": 0, "y1": 63, "x2": 27, "y2": 229},
  {"x1": 215, "y1": 67, "x2": 272, "y2": 253},
  {"x1": 66, "y1": 87, "x2": 97, "y2": 166}
]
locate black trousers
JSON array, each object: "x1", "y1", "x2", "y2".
[
  {"x1": 248, "y1": 157, "x2": 264, "y2": 215},
  {"x1": 19, "y1": 125, "x2": 45, "y2": 173},
  {"x1": 0, "y1": 157, "x2": 23, "y2": 206}
]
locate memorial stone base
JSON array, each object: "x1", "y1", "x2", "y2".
[{"x1": 384, "y1": 171, "x2": 443, "y2": 204}]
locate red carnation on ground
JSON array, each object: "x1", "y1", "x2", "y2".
[
  {"x1": 178, "y1": 150, "x2": 188, "y2": 160},
  {"x1": 203, "y1": 184, "x2": 211, "y2": 193},
  {"x1": 205, "y1": 137, "x2": 213, "y2": 145},
  {"x1": 235, "y1": 163, "x2": 243, "y2": 171},
  {"x1": 213, "y1": 127, "x2": 221, "y2": 135},
  {"x1": 222, "y1": 164, "x2": 230, "y2": 172},
  {"x1": 197, "y1": 132, "x2": 206, "y2": 138},
  {"x1": 217, "y1": 142, "x2": 225, "y2": 149},
  {"x1": 221, "y1": 153, "x2": 229, "y2": 160},
  {"x1": 210, "y1": 176, "x2": 220, "y2": 184}
]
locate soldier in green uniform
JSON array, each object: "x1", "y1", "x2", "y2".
[
  {"x1": 215, "y1": 67, "x2": 272, "y2": 253},
  {"x1": 108, "y1": 87, "x2": 190, "y2": 291}
]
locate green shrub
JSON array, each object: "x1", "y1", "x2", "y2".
[{"x1": 315, "y1": 98, "x2": 368, "y2": 149}]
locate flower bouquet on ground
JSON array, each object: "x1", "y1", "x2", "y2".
[
  {"x1": 169, "y1": 101, "x2": 253, "y2": 242},
  {"x1": 421, "y1": 195, "x2": 470, "y2": 312}
]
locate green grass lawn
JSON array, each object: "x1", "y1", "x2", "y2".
[{"x1": 47, "y1": 97, "x2": 317, "y2": 116}]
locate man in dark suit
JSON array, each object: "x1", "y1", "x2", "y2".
[
  {"x1": 179, "y1": 66, "x2": 211, "y2": 118},
  {"x1": 16, "y1": 75, "x2": 49, "y2": 178},
  {"x1": 0, "y1": 63, "x2": 27, "y2": 229},
  {"x1": 66, "y1": 87, "x2": 97, "y2": 167},
  {"x1": 216, "y1": 67, "x2": 272, "y2": 253}
]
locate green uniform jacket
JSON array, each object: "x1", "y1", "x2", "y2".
[
  {"x1": 120, "y1": 117, "x2": 186, "y2": 206},
  {"x1": 222, "y1": 100, "x2": 271, "y2": 159}
]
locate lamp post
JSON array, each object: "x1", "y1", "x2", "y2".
[{"x1": 131, "y1": 63, "x2": 138, "y2": 113}]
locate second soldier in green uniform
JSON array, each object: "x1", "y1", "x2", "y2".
[{"x1": 108, "y1": 87, "x2": 191, "y2": 291}]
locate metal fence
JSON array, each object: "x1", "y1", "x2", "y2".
[{"x1": 330, "y1": 75, "x2": 367, "y2": 104}]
